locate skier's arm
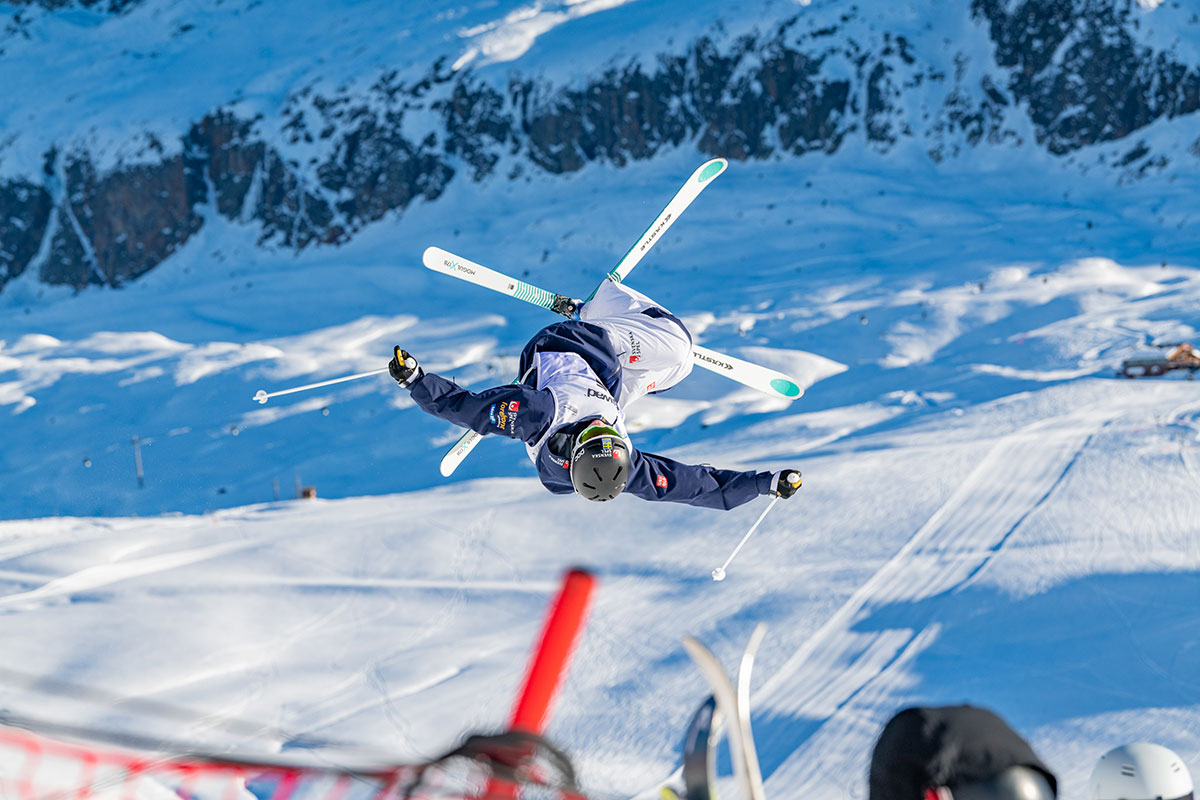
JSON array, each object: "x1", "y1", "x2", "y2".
[
  {"x1": 624, "y1": 449, "x2": 774, "y2": 510},
  {"x1": 405, "y1": 371, "x2": 555, "y2": 443}
]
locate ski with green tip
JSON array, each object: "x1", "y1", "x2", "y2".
[
  {"x1": 607, "y1": 158, "x2": 728, "y2": 284},
  {"x1": 430, "y1": 159, "x2": 730, "y2": 476},
  {"x1": 691, "y1": 346, "x2": 803, "y2": 400},
  {"x1": 426, "y1": 252, "x2": 804, "y2": 476}
]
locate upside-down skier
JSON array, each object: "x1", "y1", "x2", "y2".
[{"x1": 389, "y1": 277, "x2": 802, "y2": 509}]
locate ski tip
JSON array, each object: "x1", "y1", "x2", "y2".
[
  {"x1": 422, "y1": 246, "x2": 452, "y2": 270},
  {"x1": 770, "y1": 378, "x2": 803, "y2": 399},
  {"x1": 697, "y1": 159, "x2": 727, "y2": 184}
]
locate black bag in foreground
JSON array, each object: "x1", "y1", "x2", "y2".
[{"x1": 869, "y1": 704, "x2": 1057, "y2": 800}]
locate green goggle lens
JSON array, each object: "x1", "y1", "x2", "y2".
[{"x1": 577, "y1": 424, "x2": 621, "y2": 446}]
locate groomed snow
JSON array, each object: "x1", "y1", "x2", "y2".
[
  {"x1": 2, "y1": 142, "x2": 1199, "y2": 798},
  {"x1": 2, "y1": 2, "x2": 1200, "y2": 794}
]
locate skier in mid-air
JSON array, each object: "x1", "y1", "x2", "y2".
[{"x1": 389, "y1": 277, "x2": 802, "y2": 509}]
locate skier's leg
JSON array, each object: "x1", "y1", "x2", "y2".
[
  {"x1": 580, "y1": 278, "x2": 666, "y2": 321},
  {"x1": 581, "y1": 280, "x2": 694, "y2": 404}
]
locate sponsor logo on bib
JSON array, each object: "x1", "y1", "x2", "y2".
[
  {"x1": 586, "y1": 387, "x2": 614, "y2": 404},
  {"x1": 628, "y1": 332, "x2": 642, "y2": 364}
]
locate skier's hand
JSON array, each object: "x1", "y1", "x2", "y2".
[
  {"x1": 388, "y1": 346, "x2": 422, "y2": 388},
  {"x1": 770, "y1": 470, "x2": 802, "y2": 499}
]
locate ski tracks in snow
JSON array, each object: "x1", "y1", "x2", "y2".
[
  {"x1": 0, "y1": 519, "x2": 298, "y2": 611},
  {"x1": 752, "y1": 408, "x2": 1111, "y2": 795}
]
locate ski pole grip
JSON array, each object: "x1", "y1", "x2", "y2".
[{"x1": 507, "y1": 568, "x2": 596, "y2": 734}]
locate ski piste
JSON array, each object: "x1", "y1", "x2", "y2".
[
  {"x1": 430, "y1": 158, "x2": 741, "y2": 477},
  {"x1": 679, "y1": 624, "x2": 769, "y2": 800}
]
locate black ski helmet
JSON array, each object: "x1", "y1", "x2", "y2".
[{"x1": 569, "y1": 420, "x2": 630, "y2": 502}]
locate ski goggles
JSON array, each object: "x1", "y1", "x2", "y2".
[{"x1": 576, "y1": 421, "x2": 622, "y2": 447}]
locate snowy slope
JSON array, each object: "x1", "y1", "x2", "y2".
[
  {"x1": 2, "y1": 1, "x2": 1200, "y2": 799},
  {"x1": 2, "y1": 370, "x2": 1198, "y2": 799},
  {"x1": 3, "y1": 143, "x2": 1199, "y2": 798}
]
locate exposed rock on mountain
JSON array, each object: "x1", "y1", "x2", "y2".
[
  {"x1": 1, "y1": 1, "x2": 1196, "y2": 294},
  {"x1": 975, "y1": 0, "x2": 1200, "y2": 155}
]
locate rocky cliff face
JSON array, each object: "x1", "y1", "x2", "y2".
[
  {"x1": 975, "y1": 0, "x2": 1200, "y2": 155},
  {"x1": 2, "y1": 0, "x2": 1197, "y2": 294}
]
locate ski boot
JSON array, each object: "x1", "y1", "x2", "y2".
[{"x1": 550, "y1": 294, "x2": 582, "y2": 320}]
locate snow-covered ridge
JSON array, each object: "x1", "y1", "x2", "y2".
[
  {"x1": 1, "y1": 6, "x2": 1199, "y2": 795},
  {"x1": 2, "y1": 0, "x2": 1199, "y2": 295}
]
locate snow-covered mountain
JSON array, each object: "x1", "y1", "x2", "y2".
[
  {"x1": 1, "y1": 2, "x2": 1199, "y2": 800},
  {"x1": 2, "y1": 0, "x2": 1198, "y2": 292}
]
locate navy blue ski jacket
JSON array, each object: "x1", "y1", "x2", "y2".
[{"x1": 407, "y1": 321, "x2": 774, "y2": 510}]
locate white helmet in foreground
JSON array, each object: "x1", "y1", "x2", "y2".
[{"x1": 1089, "y1": 742, "x2": 1193, "y2": 800}]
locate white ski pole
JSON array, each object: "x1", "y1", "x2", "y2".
[
  {"x1": 252, "y1": 368, "x2": 389, "y2": 404},
  {"x1": 712, "y1": 495, "x2": 783, "y2": 582}
]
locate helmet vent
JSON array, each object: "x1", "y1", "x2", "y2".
[{"x1": 1121, "y1": 765, "x2": 1137, "y2": 777}]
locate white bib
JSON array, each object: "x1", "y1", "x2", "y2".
[
  {"x1": 524, "y1": 351, "x2": 629, "y2": 463},
  {"x1": 579, "y1": 279, "x2": 693, "y2": 407}
]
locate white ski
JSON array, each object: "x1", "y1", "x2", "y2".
[
  {"x1": 423, "y1": 248, "x2": 564, "y2": 313},
  {"x1": 691, "y1": 346, "x2": 803, "y2": 400},
  {"x1": 607, "y1": 158, "x2": 728, "y2": 284},
  {"x1": 681, "y1": 624, "x2": 768, "y2": 800},
  {"x1": 440, "y1": 427, "x2": 484, "y2": 477},
  {"x1": 736, "y1": 624, "x2": 767, "y2": 796},
  {"x1": 430, "y1": 255, "x2": 803, "y2": 476},
  {"x1": 433, "y1": 158, "x2": 730, "y2": 476}
]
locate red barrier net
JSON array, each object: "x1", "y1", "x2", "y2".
[
  {"x1": 0, "y1": 569, "x2": 596, "y2": 800},
  {"x1": 0, "y1": 723, "x2": 585, "y2": 800}
]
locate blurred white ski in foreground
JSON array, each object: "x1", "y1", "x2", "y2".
[{"x1": 656, "y1": 624, "x2": 768, "y2": 800}]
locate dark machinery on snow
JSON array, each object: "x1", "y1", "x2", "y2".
[{"x1": 1121, "y1": 342, "x2": 1200, "y2": 379}]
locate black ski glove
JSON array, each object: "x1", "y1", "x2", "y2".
[
  {"x1": 770, "y1": 470, "x2": 802, "y2": 499},
  {"x1": 388, "y1": 346, "x2": 422, "y2": 388}
]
